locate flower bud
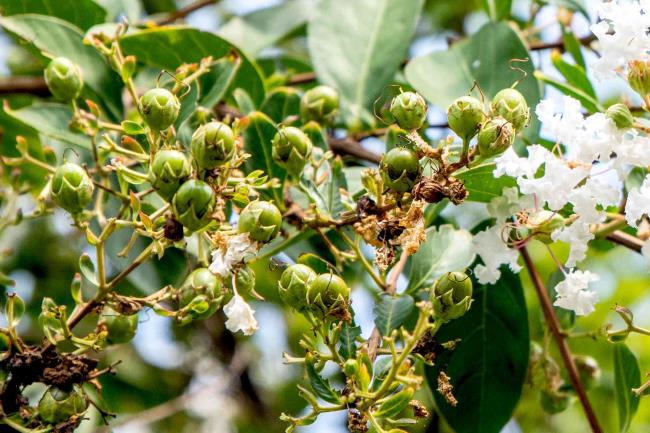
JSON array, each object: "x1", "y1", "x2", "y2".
[
  {"x1": 238, "y1": 200, "x2": 282, "y2": 243},
  {"x1": 51, "y1": 163, "x2": 94, "y2": 215},
  {"x1": 307, "y1": 273, "x2": 350, "y2": 311},
  {"x1": 278, "y1": 264, "x2": 317, "y2": 310},
  {"x1": 477, "y1": 117, "x2": 515, "y2": 157},
  {"x1": 38, "y1": 386, "x2": 88, "y2": 424},
  {"x1": 447, "y1": 96, "x2": 485, "y2": 140},
  {"x1": 140, "y1": 88, "x2": 180, "y2": 131},
  {"x1": 102, "y1": 307, "x2": 138, "y2": 344},
  {"x1": 573, "y1": 355, "x2": 601, "y2": 390},
  {"x1": 628, "y1": 59, "x2": 650, "y2": 97},
  {"x1": 380, "y1": 147, "x2": 421, "y2": 192},
  {"x1": 225, "y1": 265, "x2": 256, "y2": 293},
  {"x1": 539, "y1": 389, "x2": 572, "y2": 414},
  {"x1": 150, "y1": 150, "x2": 191, "y2": 200},
  {"x1": 431, "y1": 271, "x2": 472, "y2": 322},
  {"x1": 172, "y1": 179, "x2": 216, "y2": 232},
  {"x1": 191, "y1": 121, "x2": 236, "y2": 169},
  {"x1": 389, "y1": 91, "x2": 427, "y2": 130},
  {"x1": 490, "y1": 88, "x2": 529, "y2": 130},
  {"x1": 606, "y1": 103, "x2": 634, "y2": 129},
  {"x1": 300, "y1": 85, "x2": 339, "y2": 123},
  {"x1": 44, "y1": 57, "x2": 83, "y2": 101},
  {"x1": 525, "y1": 210, "x2": 565, "y2": 244},
  {"x1": 177, "y1": 268, "x2": 223, "y2": 323},
  {"x1": 344, "y1": 359, "x2": 359, "y2": 376},
  {"x1": 272, "y1": 126, "x2": 312, "y2": 176}
]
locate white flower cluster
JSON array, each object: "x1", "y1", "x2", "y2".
[
  {"x1": 473, "y1": 94, "x2": 650, "y2": 315},
  {"x1": 591, "y1": 0, "x2": 650, "y2": 79}
]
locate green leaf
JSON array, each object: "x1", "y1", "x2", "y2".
[
  {"x1": 297, "y1": 253, "x2": 335, "y2": 274},
  {"x1": 2, "y1": 102, "x2": 91, "y2": 150},
  {"x1": 427, "y1": 267, "x2": 529, "y2": 433},
  {"x1": 613, "y1": 343, "x2": 641, "y2": 433},
  {"x1": 5, "y1": 294, "x2": 25, "y2": 328},
  {"x1": 455, "y1": 162, "x2": 517, "y2": 203},
  {"x1": 562, "y1": 26, "x2": 586, "y2": 70},
  {"x1": 219, "y1": 0, "x2": 314, "y2": 57},
  {"x1": 534, "y1": 71, "x2": 603, "y2": 113},
  {"x1": 545, "y1": 0, "x2": 588, "y2": 18},
  {"x1": 260, "y1": 87, "x2": 301, "y2": 124},
  {"x1": 483, "y1": 0, "x2": 511, "y2": 21},
  {"x1": 233, "y1": 88, "x2": 256, "y2": 114},
  {"x1": 200, "y1": 55, "x2": 242, "y2": 109},
  {"x1": 318, "y1": 157, "x2": 348, "y2": 217},
  {"x1": 0, "y1": 14, "x2": 123, "y2": 120},
  {"x1": 407, "y1": 225, "x2": 475, "y2": 292},
  {"x1": 374, "y1": 387, "x2": 414, "y2": 419},
  {"x1": 94, "y1": 0, "x2": 141, "y2": 22},
  {"x1": 121, "y1": 120, "x2": 146, "y2": 136},
  {"x1": 338, "y1": 323, "x2": 361, "y2": 359},
  {"x1": 0, "y1": 271, "x2": 15, "y2": 287},
  {"x1": 405, "y1": 22, "x2": 541, "y2": 141},
  {"x1": 373, "y1": 294, "x2": 415, "y2": 336},
  {"x1": 305, "y1": 353, "x2": 341, "y2": 404},
  {"x1": 0, "y1": 0, "x2": 106, "y2": 31},
  {"x1": 308, "y1": 0, "x2": 424, "y2": 124},
  {"x1": 550, "y1": 50, "x2": 596, "y2": 98},
  {"x1": 119, "y1": 27, "x2": 266, "y2": 106},
  {"x1": 79, "y1": 253, "x2": 98, "y2": 286},
  {"x1": 70, "y1": 273, "x2": 83, "y2": 305}
]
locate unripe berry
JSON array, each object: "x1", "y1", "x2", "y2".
[
  {"x1": 140, "y1": 88, "x2": 180, "y2": 131},
  {"x1": 51, "y1": 163, "x2": 94, "y2": 215},
  {"x1": 490, "y1": 88, "x2": 529, "y2": 130},
  {"x1": 102, "y1": 307, "x2": 138, "y2": 344},
  {"x1": 150, "y1": 150, "x2": 191, "y2": 200},
  {"x1": 525, "y1": 210, "x2": 565, "y2": 244},
  {"x1": 390, "y1": 92, "x2": 427, "y2": 130},
  {"x1": 238, "y1": 201, "x2": 282, "y2": 243},
  {"x1": 606, "y1": 103, "x2": 634, "y2": 129},
  {"x1": 380, "y1": 147, "x2": 421, "y2": 192},
  {"x1": 225, "y1": 265, "x2": 256, "y2": 293},
  {"x1": 628, "y1": 59, "x2": 650, "y2": 97},
  {"x1": 432, "y1": 271, "x2": 473, "y2": 322},
  {"x1": 307, "y1": 273, "x2": 350, "y2": 307},
  {"x1": 573, "y1": 355, "x2": 601, "y2": 390},
  {"x1": 272, "y1": 126, "x2": 312, "y2": 177},
  {"x1": 278, "y1": 264, "x2": 317, "y2": 310},
  {"x1": 477, "y1": 117, "x2": 515, "y2": 157},
  {"x1": 447, "y1": 96, "x2": 485, "y2": 140},
  {"x1": 38, "y1": 386, "x2": 88, "y2": 424},
  {"x1": 44, "y1": 57, "x2": 83, "y2": 101},
  {"x1": 177, "y1": 268, "x2": 223, "y2": 323},
  {"x1": 300, "y1": 85, "x2": 339, "y2": 123},
  {"x1": 191, "y1": 121, "x2": 236, "y2": 169},
  {"x1": 172, "y1": 179, "x2": 216, "y2": 232},
  {"x1": 539, "y1": 389, "x2": 572, "y2": 414}
]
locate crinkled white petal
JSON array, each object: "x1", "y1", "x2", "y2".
[
  {"x1": 625, "y1": 174, "x2": 650, "y2": 227},
  {"x1": 472, "y1": 225, "x2": 520, "y2": 285},
  {"x1": 553, "y1": 269, "x2": 600, "y2": 316},
  {"x1": 223, "y1": 294, "x2": 258, "y2": 336},
  {"x1": 208, "y1": 233, "x2": 258, "y2": 277},
  {"x1": 487, "y1": 187, "x2": 534, "y2": 223}
]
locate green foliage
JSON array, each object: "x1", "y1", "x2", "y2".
[{"x1": 613, "y1": 343, "x2": 641, "y2": 433}]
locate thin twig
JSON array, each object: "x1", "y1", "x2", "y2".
[
  {"x1": 520, "y1": 246, "x2": 603, "y2": 433},
  {"x1": 606, "y1": 230, "x2": 644, "y2": 253},
  {"x1": 153, "y1": 0, "x2": 218, "y2": 25},
  {"x1": 0, "y1": 76, "x2": 48, "y2": 95}
]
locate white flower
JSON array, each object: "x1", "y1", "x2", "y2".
[
  {"x1": 517, "y1": 157, "x2": 589, "y2": 211},
  {"x1": 473, "y1": 225, "x2": 520, "y2": 284},
  {"x1": 625, "y1": 174, "x2": 650, "y2": 227},
  {"x1": 494, "y1": 145, "x2": 551, "y2": 179},
  {"x1": 552, "y1": 221, "x2": 593, "y2": 267},
  {"x1": 553, "y1": 269, "x2": 600, "y2": 315},
  {"x1": 487, "y1": 187, "x2": 534, "y2": 223},
  {"x1": 209, "y1": 233, "x2": 258, "y2": 277},
  {"x1": 223, "y1": 293, "x2": 258, "y2": 336}
]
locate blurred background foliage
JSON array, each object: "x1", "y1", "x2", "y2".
[{"x1": 0, "y1": 0, "x2": 648, "y2": 433}]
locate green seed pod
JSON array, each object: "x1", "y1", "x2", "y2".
[
  {"x1": 447, "y1": 96, "x2": 486, "y2": 141},
  {"x1": 0, "y1": 331, "x2": 11, "y2": 352},
  {"x1": 224, "y1": 265, "x2": 257, "y2": 294},
  {"x1": 140, "y1": 88, "x2": 180, "y2": 131},
  {"x1": 102, "y1": 307, "x2": 138, "y2": 344},
  {"x1": 431, "y1": 271, "x2": 473, "y2": 322},
  {"x1": 490, "y1": 88, "x2": 529, "y2": 130},
  {"x1": 272, "y1": 126, "x2": 313, "y2": 177},
  {"x1": 477, "y1": 117, "x2": 515, "y2": 157},
  {"x1": 38, "y1": 386, "x2": 88, "y2": 424},
  {"x1": 177, "y1": 268, "x2": 223, "y2": 323},
  {"x1": 150, "y1": 150, "x2": 191, "y2": 200},
  {"x1": 539, "y1": 389, "x2": 572, "y2": 415},
  {"x1": 344, "y1": 359, "x2": 359, "y2": 376},
  {"x1": 278, "y1": 264, "x2": 317, "y2": 310},
  {"x1": 238, "y1": 201, "x2": 282, "y2": 243},
  {"x1": 389, "y1": 91, "x2": 427, "y2": 131},
  {"x1": 525, "y1": 210, "x2": 565, "y2": 244},
  {"x1": 307, "y1": 273, "x2": 350, "y2": 309},
  {"x1": 44, "y1": 57, "x2": 83, "y2": 101},
  {"x1": 172, "y1": 179, "x2": 216, "y2": 232},
  {"x1": 380, "y1": 147, "x2": 421, "y2": 192},
  {"x1": 573, "y1": 355, "x2": 601, "y2": 390},
  {"x1": 300, "y1": 85, "x2": 340, "y2": 123},
  {"x1": 191, "y1": 121, "x2": 236, "y2": 169},
  {"x1": 628, "y1": 59, "x2": 650, "y2": 97},
  {"x1": 51, "y1": 163, "x2": 94, "y2": 214},
  {"x1": 606, "y1": 103, "x2": 634, "y2": 129}
]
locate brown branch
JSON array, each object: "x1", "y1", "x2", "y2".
[
  {"x1": 328, "y1": 136, "x2": 381, "y2": 164},
  {"x1": 529, "y1": 34, "x2": 596, "y2": 51},
  {"x1": 606, "y1": 230, "x2": 644, "y2": 253},
  {"x1": 520, "y1": 246, "x2": 603, "y2": 433},
  {"x1": 153, "y1": 0, "x2": 218, "y2": 26},
  {"x1": 0, "y1": 76, "x2": 48, "y2": 95}
]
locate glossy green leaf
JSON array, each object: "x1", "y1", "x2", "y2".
[
  {"x1": 613, "y1": 343, "x2": 641, "y2": 433},
  {"x1": 260, "y1": 87, "x2": 301, "y2": 124},
  {"x1": 240, "y1": 111, "x2": 283, "y2": 203},
  {"x1": 483, "y1": 0, "x2": 511, "y2": 21},
  {"x1": 219, "y1": 0, "x2": 314, "y2": 57},
  {"x1": 0, "y1": 14, "x2": 123, "y2": 120},
  {"x1": 534, "y1": 71, "x2": 603, "y2": 113},
  {"x1": 338, "y1": 323, "x2": 361, "y2": 359},
  {"x1": 200, "y1": 55, "x2": 242, "y2": 109},
  {"x1": 70, "y1": 273, "x2": 83, "y2": 304},
  {"x1": 426, "y1": 267, "x2": 529, "y2": 433},
  {"x1": 374, "y1": 387, "x2": 414, "y2": 418},
  {"x1": 120, "y1": 27, "x2": 266, "y2": 106},
  {"x1": 550, "y1": 51, "x2": 596, "y2": 98},
  {"x1": 233, "y1": 88, "x2": 257, "y2": 114},
  {"x1": 319, "y1": 157, "x2": 348, "y2": 217},
  {"x1": 562, "y1": 26, "x2": 586, "y2": 69},
  {"x1": 407, "y1": 225, "x2": 475, "y2": 292},
  {"x1": 5, "y1": 294, "x2": 25, "y2": 328},
  {"x1": 0, "y1": 0, "x2": 107, "y2": 30},
  {"x1": 456, "y1": 162, "x2": 517, "y2": 203},
  {"x1": 94, "y1": 0, "x2": 141, "y2": 22},
  {"x1": 308, "y1": 0, "x2": 424, "y2": 124},
  {"x1": 122, "y1": 120, "x2": 146, "y2": 136},
  {"x1": 0, "y1": 271, "x2": 15, "y2": 287},
  {"x1": 2, "y1": 102, "x2": 91, "y2": 149},
  {"x1": 79, "y1": 253, "x2": 98, "y2": 286},
  {"x1": 297, "y1": 253, "x2": 335, "y2": 274},
  {"x1": 305, "y1": 353, "x2": 341, "y2": 404},
  {"x1": 374, "y1": 294, "x2": 415, "y2": 336}
]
